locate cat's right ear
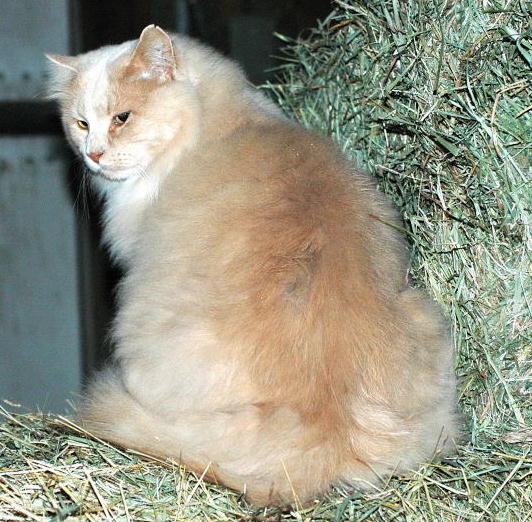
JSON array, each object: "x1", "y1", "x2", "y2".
[
  {"x1": 45, "y1": 53, "x2": 79, "y2": 72},
  {"x1": 45, "y1": 53, "x2": 79, "y2": 99}
]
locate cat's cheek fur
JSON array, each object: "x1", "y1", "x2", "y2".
[{"x1": 102, "y1": 89, "x2": 198, "y2": 182}]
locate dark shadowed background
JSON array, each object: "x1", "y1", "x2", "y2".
[{"x1": 0, "y1": 0, "x2": 332, "y2": 413}]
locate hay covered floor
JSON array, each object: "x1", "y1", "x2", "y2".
[
  {"x1": 0, "y1": 405, "x2": 530, "y2": 521},
  {"x1": 1, "y1": 0, "x2": 531, "y2": 520}
]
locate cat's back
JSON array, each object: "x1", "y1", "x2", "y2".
[
  {"x1": 155, "y1": 117, "x2": 407, "y2": 298},
  {"x1": 163, "y1": 117, "x2": 388, "y2": 240},
  {"x1": 188, "y1": 118, "x2": 355, "y2": 198}
]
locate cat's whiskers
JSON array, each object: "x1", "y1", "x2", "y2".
[
  {"x1": 135, "y1": 165, "x2": 149, "y2": 180},
  {"x1": 70, "y1": 157, "x2": 92, "y2": 222},
  {"x1": 79, "y1": 167, "x2": 92, "y2": 220}
]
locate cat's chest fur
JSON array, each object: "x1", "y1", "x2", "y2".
[{"x1": 97, "y1": 174, "x2": 160, "y2": 264}]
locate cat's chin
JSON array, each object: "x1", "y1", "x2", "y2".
[
  {"x1": 94, "y1": 171, "x2": 129, "y2": 183},
  {"x1": 87, "y1": 164, "x2": 134, "y2": 183}
]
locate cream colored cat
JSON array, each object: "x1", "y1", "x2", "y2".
[{"x1": 47, "y1": 25, "x2": 458, "y2": 506}]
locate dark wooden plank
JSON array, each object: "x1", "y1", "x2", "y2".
[
  {"x1": 0, "y1": 101, "x2": 62, "y2": 135},
  {"x1": 69, "y1": 0, "x2": 177, "y2": 53}
]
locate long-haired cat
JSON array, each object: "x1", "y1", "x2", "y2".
[{"x1": 47, "y1": 25, "x2": 457, "y2": 506}]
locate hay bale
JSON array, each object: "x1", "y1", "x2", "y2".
[
  {"x1": 1, "y1": 1, "x2": 530, "y2": 520},
  {"x1": 271, "y1": 0, "x2": 530, "y2": 443}
]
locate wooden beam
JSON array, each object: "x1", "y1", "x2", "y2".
[{"x1": 0, "y1": 102, "x2": 62, "y2": 135}]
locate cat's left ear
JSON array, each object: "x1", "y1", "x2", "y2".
[{"x1": 126, "y1": 25, "x2": 178, "y2": 82}]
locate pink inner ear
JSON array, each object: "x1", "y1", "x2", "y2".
[{"x1": 126, "y1": 26, "x2": 178, "y2": 82}]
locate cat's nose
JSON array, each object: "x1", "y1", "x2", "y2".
[{"x1": 87, "y1": 150, "x2": 104, "y2": 164}]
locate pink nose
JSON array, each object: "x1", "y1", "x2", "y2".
[{"x1": 87, "y1": 151, "x2": 104, "y2": 164}]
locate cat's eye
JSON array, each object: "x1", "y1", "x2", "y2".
[
  {"x1": 113, "y1": 112, "x2": 130, "y2": 125},
  {"x1": 77, "y1": 120, "x2": 89, "y2": 130}
]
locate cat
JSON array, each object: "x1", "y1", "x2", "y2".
[{"x1": 46, "y1": 25, "x2": 458, "y2": 506}]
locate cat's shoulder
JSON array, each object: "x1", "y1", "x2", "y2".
[
  {"x1": 218, "y1": 118, "x2": 349, "y2": 180},
  {"x1": 239, "y1": 119, "x2": 337, "y2": 155}
]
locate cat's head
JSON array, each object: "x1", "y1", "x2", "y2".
[{"x1": 46, "y1": 26, "x2": 200, "y2": 182}]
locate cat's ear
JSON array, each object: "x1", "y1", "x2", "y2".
[
  {"x1": 125, "y1": 25, "x2": 178, "y2": 82},
  {"x1": 45, "y1": 53, "x2": 79, "y2": 72},
  {"x1": 45, "y1": 53, "x2": 79, "y2": 99}
]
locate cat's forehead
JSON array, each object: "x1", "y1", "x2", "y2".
[
  {"x1": 75, "y1": 42, "x2": 133, "y2": 114},
  {"x1": 78, "y1": 41, "x2": 133, "y2": 71}
]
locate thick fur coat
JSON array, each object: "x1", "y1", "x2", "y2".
[{"x1": 47, "y1": 26, "x2": 457, "y2": 505}]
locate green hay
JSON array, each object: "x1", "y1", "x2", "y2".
[
  {"x1": 1, "y1": 405, "x2": 530, "y2": 521},
  {"x1": 1, "y1": 0, "x2": 530, "y2": 520}
]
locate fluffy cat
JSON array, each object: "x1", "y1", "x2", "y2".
[{"x1": 47, "y1": 25, "x2": 457, "y2": 506}]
